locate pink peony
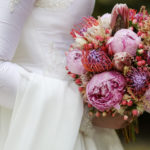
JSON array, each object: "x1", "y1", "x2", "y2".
[
  {"x1": 66, "y1": 49, "x2": 86, "y2": 75},
  {"x1": 107, "y1": 29, "x2": 141, "y2": 56},
  {"x1": 86, "y1": 71, "x2": 126, "y2": 112}
]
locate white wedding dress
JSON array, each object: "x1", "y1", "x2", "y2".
[{"x1": 0, "y1": 0, "x2": 124, "y2": 150}]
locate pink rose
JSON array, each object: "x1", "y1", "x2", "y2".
[
  {"x1": 86, "y1": 71, "x2": 126, "y2": 112},
  {"x1": 107, "y1": 29, "x2": 141, "y2": 56},
  {"x1": 66, "y1": 49, "x2": 86, "y2": 75}
]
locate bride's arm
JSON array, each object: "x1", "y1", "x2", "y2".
[{"x1": 0, "y1": 0, "x2": 36, "y2": 109}]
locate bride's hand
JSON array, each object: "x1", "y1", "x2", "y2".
[{"x1": 92, "y1": 114, "x2": 133, "y2": 129}]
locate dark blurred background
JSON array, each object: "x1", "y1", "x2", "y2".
[{"x1": 93, "y1": 1, "x2": 150, "y2": 150}]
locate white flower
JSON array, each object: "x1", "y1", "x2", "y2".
[
  {"x1": 75, "y1": 37, "x2": 87, "y2": 46},
  {"x1": 101, "y1": 13, "x2": 111, "y2": 28}
]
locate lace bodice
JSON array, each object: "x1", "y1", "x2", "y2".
[{"x1": 35, "y1": 0, "x2": 74, "y2": 9}]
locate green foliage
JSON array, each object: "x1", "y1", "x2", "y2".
[{"x1": 93, "y1": 0, "x2": 150, "y2": 16}]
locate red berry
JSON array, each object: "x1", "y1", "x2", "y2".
[
  {"x1": 141, "y1": 60, "x2": 146, "y2": 65},
  {"x1": 84, "y1": 44, "x2": 89, "y2": 50},
  {"x1": 70, "y1": 74, "x2": 76, "y2": 78},
  {"x1": 75, "y1": 79, "x2": 82, "y2": 85},
  {"x1": 95, "y1": 36, "x2": 104, "y2": 42},
  {"x1": 88, "y1": 103, "x2": 92, "y2": 108},
  {"x1": 137, "y1": 31, "x2": 142, "y2": 36},
  {"x1": 95, "y1": 111, "x2": 100, "y2": 118},
  {"x1": 78, "y1": 87, "x2": 84, "y2": 92},
  {"x1": 129, "y1": 27, "x2": 134, "y2": 31},
  {"x1": 132, "y1": 109, "x2": 138, "y2": 116},
  {"x1": 105, "y1": 29, "x2": 110, "y2": 34},
  {"x1": 88, "y1": 43, "x2": 93, "y2": 49},
  {"x1": 112, "y1": 113, "x2": 115, "y2": 117},
  {"x1": 139, "y1": 43, "x2": 144, "y2": 49},
  {"x1": 122, "y1": 100, "x2": 127, "y2": 106},
  {"x1": 137, "y1": 61, "x2": 143, "y2": 66},
  {"x1": 65, "y1": 66, "x2": 69, "y2": 70},
  {"x1": 128, "y1": 100, "x2": 133, "y2": 107},
  {"x1": 136, "y1": 56, "x2": 142, "y2": 61},
  {"x1": 101, "y1": 45, "x2": 107, "y2": 51}
]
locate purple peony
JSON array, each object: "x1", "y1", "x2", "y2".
[
  {"x1": 86, "y1": 71, "x2": 126, "y2": 112},
  {"x1": 66, "y1": 49, "x2": 86, "y2": 75},
  {"x1": 107, "y1": 29, "x2": 141, "y2": 56}
]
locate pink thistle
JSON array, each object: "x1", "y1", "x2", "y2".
[{"x1": 126, "y1": 67, "x2": 150, "y2": 96}]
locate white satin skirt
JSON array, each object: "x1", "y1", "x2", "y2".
[{"x1": 0, "y1": 71, "x2": 124, "y2": 150}]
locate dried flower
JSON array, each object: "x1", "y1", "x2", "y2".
[{"x1": 113, "y1": 52, "x2": 132, "y2": 71}]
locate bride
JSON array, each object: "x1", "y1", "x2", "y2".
[{"x1": 0, "y1": 0, "x2": 130, "y2": 149}]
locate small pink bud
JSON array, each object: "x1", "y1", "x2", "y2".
[
  {"x1": 141, "y1": 33, "x2": 146, "y2": 38},
  {"x1": 124, "y1": 115, "x2": 128, "y2": 120},
  {"x1": 105, "y1": 29, "x2": 110, "y2": 34},
  {"x1": 88, "y1": 103, "x2": 92, "y2": 108},
  {"x1": 70, "y1": 73, "x2": 76, "y2": 78},
  {"x1": 132, "y1": 109, "x2": 138, "y2": 116},
  {"x1": 133, "y1": 19, "x2": 137, "y2": 24},
  {"x1": 128, "y1": 100, "x2": 133, "y2": 106},
  {"x1": 129, "y1": 27, "x2": 134, "y2": 31},
  {"x1": 137, "y1": 31, "x2": 142, "y2": 36},
  {"x1": 95, "y1": 111, "x2": 100, "y2": 118},
  {"x1": 88, "y1": 43, "x2": 93, "y2": 49},
  {"x1": 65, "y1": 66, "x2": 68, "y2": 70},
  {"x1": 139, "y1": 23, "x2": 143, "y2": 27},
  {"x1": 139, "y1": 43, "x2": 144, "y2": 49},
  {"x1": 141, "y1": 60, "x2": 146, "y2": 65},
  {"x1": 79, "y1": 87, "x2": 84, "y2": 92},
  {"x1": 122, "y1": 100, "x2": 127, "y2": 106},
  {"x1": 112, "y1": 113, "x2": 115, "y2": 117},
  {"x1": 137, "y1": 61, "x2": 143, "y2": 66},
  {"x1": 75, "y1": 79, "x2": 82, "y2": 85}
]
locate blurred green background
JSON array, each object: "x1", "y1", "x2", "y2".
[
  {"x1": 93, "y1": 1, "x2": 150, "y2": 150},
  {"x1": 93, "y1": 0, "x2": 150, "y2": 17}
]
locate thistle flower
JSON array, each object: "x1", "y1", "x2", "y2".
[
  {"x1": 82, "y1": 49, "x2": 113, "y2": 73},
  {"x1": 126, "y1": 67, "x2": 150, "y2": 96}
]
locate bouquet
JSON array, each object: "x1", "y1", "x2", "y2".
[{"x1": 66, "y1": 3, "x2": 150, "y2": 142}]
